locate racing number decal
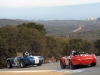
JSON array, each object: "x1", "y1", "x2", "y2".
[{"x1": 34, "y1": 56, "x2": 39, "y2": 64}]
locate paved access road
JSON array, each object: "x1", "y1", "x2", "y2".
[{"x1": 0, "y1": 56, "x2": 100, "y2": 75}]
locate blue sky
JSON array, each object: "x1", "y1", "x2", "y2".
[{"x1": 0, "y1": 0, "x2": 100, "y2": 20}]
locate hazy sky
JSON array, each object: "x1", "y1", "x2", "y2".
[
  {"x1": 0, "y1": 0, "x2": 100, "y2": 8},
  {"x1": 0, "y1": 0, "x2": 100, "y2": 20}
]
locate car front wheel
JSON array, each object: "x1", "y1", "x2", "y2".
[
  {"x1": 19, "y1": 60, "x2": 26, "y2": 68},
  {"x1": 69, "y1": 61, "x2": 75, "y2": 70},
  {"x1": 60, "y1": 60, "x2": 66, "y2": 69}
]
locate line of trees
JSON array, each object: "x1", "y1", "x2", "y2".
[{"x1": 0, "y1": 22, "x2": 100, "y2": 68}]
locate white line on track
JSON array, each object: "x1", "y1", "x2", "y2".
[{"x1": 0, "y1": 69, "x2": 86, "y2": 73}]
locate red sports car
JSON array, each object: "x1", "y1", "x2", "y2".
[{"x1": 60, "y1": 53, "x2": 97, "y2": 70}]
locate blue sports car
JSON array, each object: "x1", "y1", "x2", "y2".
[{"x1": 7, "y1": 55, "x2": 43, "y2": 68}]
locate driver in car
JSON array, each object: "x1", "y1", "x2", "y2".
[{"x1": 23, "y1": 51, "x2": 29, "y2": 57}]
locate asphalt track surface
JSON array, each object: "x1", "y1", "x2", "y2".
[{"x1": 0, "y1": 56, "x2": 100, "y2": 75}]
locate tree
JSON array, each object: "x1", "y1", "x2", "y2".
[
  {"x1": 68, "y1": 38, "x2": 97, "y2": 54},
  {"x1": 46, "y1": 36, "x2": 63, "y2": 62},
  {"x1": 0, "y1": 25, "x2": 17, "y2": 57},
  {"x1": 17, "y1": 22, "x2": 46, "y2": 35},
  {"x1": 0, "y1": 36, "x2": 8, "y2": 68},
  {"x1": 94, "y1": 39, "x2": 100, "y2": 55}
]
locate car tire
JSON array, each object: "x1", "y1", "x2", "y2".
[
  {"x1": 37, "y1": 63, "x2": 42, "y2": 66},
  {"x1": 19, "y1": 60, "x2": 26, "y2": 68},
  {"x1": 69, "y1": 61, "x2": 75, "y2": 70},
  {"x1": 7, "y1": 61, "x2": 12, "y2": 69},
  {"x1": 91, "y1": 63, "x2": 96, "y2": 66},
  {"x1": 60, "y1": 60, "x2": 66, "y2": 69}
]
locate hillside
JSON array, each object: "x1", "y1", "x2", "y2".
[
  {"x1": 53, "y1": 30, "x2": 100, "y2": 41},
  {"x1": 0, "y1": 19, "x2": 100, "y2": 41},
  {"x1": 0, "y1": 19, "x2": 30, "y2": 26},
  {"x1": 36, "y1": 20, "x2": 100, "y2": 35},
  {"x1": 36, "y1": 20, "x2": 100, "y2": 41}
]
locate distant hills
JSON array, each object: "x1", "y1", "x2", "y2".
[
  {"x1": 36, "y1": 20, "x2": 100, "y2": 34},
  {"x1": 55, "y1": 30, "x2": 100, "y2": 41},
  {"x1": 0, "y1": 19, "x2": 30, "y2": 26},
  {"x1": 0, "y1": 19, "x2": 100, "y2": 41}
]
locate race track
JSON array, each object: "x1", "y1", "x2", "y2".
[{"x1": 0, "y1": 56, "x2": 100, "y2": 75}]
